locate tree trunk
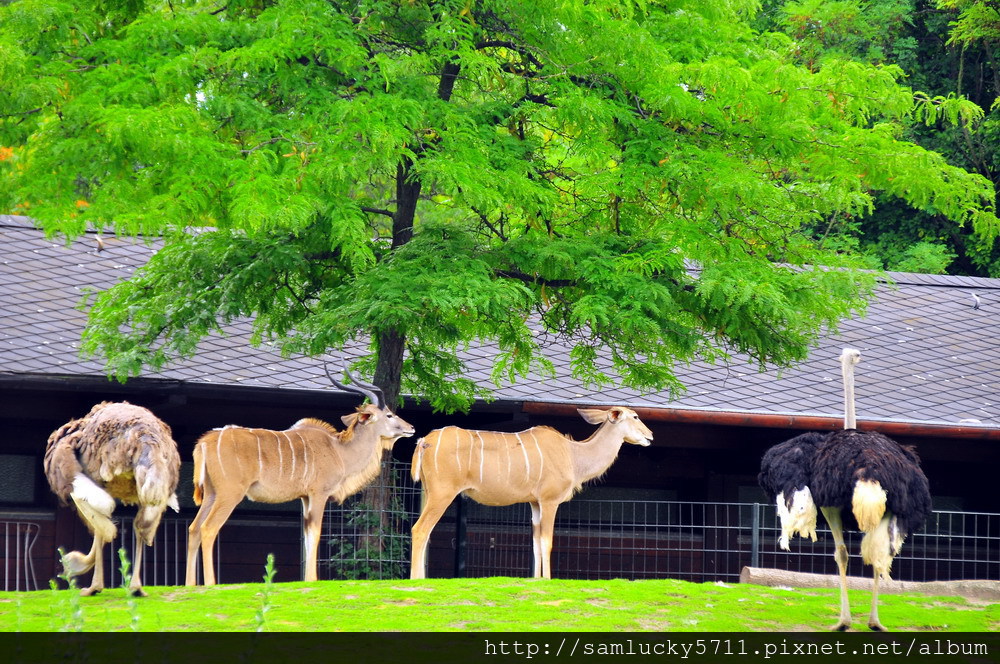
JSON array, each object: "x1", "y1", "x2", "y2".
[{"x1": 354, "y1": 59, "x2": 462, "y2": 576}]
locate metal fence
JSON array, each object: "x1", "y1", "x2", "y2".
[
  {"x1": 4, "y1": 489, "x2": 996, "y2": 589},
  {"x1": 457, "y1": 500, "x2": 999, "y2": 583},
  {"x1": 322, "y1": 462, "x2": 999, "y2": 583},
  {"x1": 105, "y1": 516, "x2": 213, "y2": 588},
  {"x1": 322, "y1": 461, "x2": 423, "y2": 580},
  {"x1": 1, "y1": 520, "x2": 39, "y2": 591}
]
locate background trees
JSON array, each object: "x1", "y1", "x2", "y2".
[
  {"x1": 1, "y1": 0, "x2": 997, "y2": 410},
  {"x1": 756, "y1": 0, "x2": 1000, "y2": 275}
]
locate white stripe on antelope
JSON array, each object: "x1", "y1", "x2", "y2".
[
  {"x1": 409, "y1": 407, "x2": 653, "y2": 579},
  {"x1": 185, "y1": 366, "x2": 415, "y2": 586}
]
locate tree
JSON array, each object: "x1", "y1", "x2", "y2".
[
  {"x1": 2, "y1": 0, "x2": 997, "y2": 412},
  {"x1": 758, "y1": 0, "x2": 1000, "y2": 276}
]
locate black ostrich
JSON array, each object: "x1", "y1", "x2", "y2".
[{"x1": 758, "y1": 348, "x2": 932, "y2": 631}]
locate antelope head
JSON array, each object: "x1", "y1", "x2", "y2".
[
  {"x1": 577, "y1": 406, "x2": 653, "y2": 446},
  {"x1": 327, "y1": 364, "x2": 415, "y2": 446}
]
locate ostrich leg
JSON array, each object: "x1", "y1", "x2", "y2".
[
  {"x1": 60, "y1": 536, "x2": 105, "y2": 596},
  {"x1": 868, "y1": 569, "x2": 886, "y2": 631},
  {"x1": 821, "y1": 506, "x2": 852, "y2": 631},
  {"x1": 865, "y1": 515, "x2": 895, "y2": 631},
  {"x1": 82, "y1": 535, "x2": 107, "y2": 596},
  {"x1": 130, "y1": 527, "x2": 147, "y2": 597}
]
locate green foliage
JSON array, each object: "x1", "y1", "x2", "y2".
[
  {"x1": 779, "y1": 0, "x2": 917, "y2": 69},
  {"x1": 3, "y1": 0, "x2": 998, "y2": 408},
  {"x1": 116, "y1": 548, "x2": 140, "y2": 632},
  {"x1": 938, "y1": 0, "x2": 1000, "y2": 48},
  {"x1": 254, "y1": 553, "x2": 277, "y2": 632},
  {"x1": 327, "y1": 502, "x2": 409, "y2": 581},
  {"x1": 761, "y1": 0, "x2": 1000, "y2": 276}
]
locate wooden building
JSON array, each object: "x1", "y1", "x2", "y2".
[{"x1": 1, "y1": 215, "x2": 997, "y2": 588}]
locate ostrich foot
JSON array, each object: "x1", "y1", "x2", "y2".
[
  {"x1": 831, "y1": 619, "x2": 851, "y2": 632},
  {"x1": 79, "y1": 585, "x2": 103, "y2": 597},
  {"x1": 128, "y1": 586, "x2": 147, "y2": 598},
  {"x1": 61, "y1": 551, "x2": 94, "y2": 578},
  {"x1": 868, "y1": 620, "x2": 887, "y2": 632}
]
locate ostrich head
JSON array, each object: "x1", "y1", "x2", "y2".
[{"x1": 840, "y1": 347, "x2": 861, "y2": 430}]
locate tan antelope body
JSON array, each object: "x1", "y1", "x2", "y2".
[
  {"x1": 186, "y1": 371, "x2": 414, "y2": 586},
  {"x1": 410, "y1": 407, "x2": 653, "y2": 579}
]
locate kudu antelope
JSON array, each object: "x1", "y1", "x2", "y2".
[
  {"x1": 185, "y1": 368, "x2": 414, "y2": 586},
  {"x1": 409, "y1": 407, "x2": 653, "y2": 579}
]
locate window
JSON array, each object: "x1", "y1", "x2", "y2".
[{"x1": 0, "y1": 455, "x2": 37, "y2": 504}]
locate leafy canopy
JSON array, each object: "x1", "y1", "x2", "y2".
[
  {"x1": 756, "y1": 0, "x2": 1000, "y2": 276},
  {"x1": 1, "y1": 0, "x2": 996, "y2": 411}
]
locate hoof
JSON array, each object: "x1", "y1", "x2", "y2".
[{"x1": 128, "y1": 587, "x2": 147, "y2": 598}]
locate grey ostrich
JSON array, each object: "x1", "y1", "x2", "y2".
[
  {"x1": 759, "y1": 349, "x2": 931, "y2": 631},
  {"x1": 44, "y1": 401, "x2": 181, "y2": 596}
]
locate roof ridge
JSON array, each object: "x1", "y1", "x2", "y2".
[{"x1": 883, "y1": 271, "x2": 1000, "y2": 289}]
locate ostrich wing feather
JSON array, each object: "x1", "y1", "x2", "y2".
[
  {"x1": 812, "y1": 430, "x2": 932, "y2": 536},
  {"x1": 43, "y1": 419, "x2": 88, "y2": 503}
]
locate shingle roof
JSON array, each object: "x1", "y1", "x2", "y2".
[{"x1": 2, "y1": 214, "x2": 998, "y2": 429}]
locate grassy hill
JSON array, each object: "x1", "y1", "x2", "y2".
[{"x1": 1, "y1": 576, "x2": 996, "y2": 632}]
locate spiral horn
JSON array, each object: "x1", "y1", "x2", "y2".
[{"x1": 325, "y1": 362, "x2": 385, "y2": 409}]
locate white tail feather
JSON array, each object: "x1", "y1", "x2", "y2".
[
  {"x1": 860, "y1": 515, "x2": 895, "y2": 579},
  {"x1": 852, "y1": 479, "x2": 888, "y2": 533},
  {"x1": 775, "y1": 487, "x2": 818, "y2": 550},
  {"x1": 69, "y1": 474, "x2": 117, "y2": 541}
]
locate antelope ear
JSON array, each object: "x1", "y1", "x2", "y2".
[
  {"x1": 577, "y1": 408, "x2": 608, "y2": 425},
  {"x1": 341, "y1": 411, "x2": 373, "y2": 428},
  {"x1": 607, "y1": 407, "x2": 625, "y2": 422}
]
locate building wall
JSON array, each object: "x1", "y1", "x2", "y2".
[{"x1": 1, "y1": 380, "x2": 995, "y2": 588}]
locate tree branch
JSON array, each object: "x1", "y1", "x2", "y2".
[
  {"x1": 240, "y1": 137, "x2": 317, "y2": 155},
  {"x1": 476, "y1": 39, "x2": 544, "y2": 70},
  {"x1": 360, "y1": 206, "x2": 395, "y2": 218},
  {"x1": 495, "y1": 269, "x2": 577, "y2": 288}
]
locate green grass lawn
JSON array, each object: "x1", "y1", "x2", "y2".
[{"x1": 1, "y1": 577, "x2": 996, "y2": 632}]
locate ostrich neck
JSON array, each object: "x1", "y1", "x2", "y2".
[
  {"x1": 842, "y1": 360, "x2": 857, "y2": 430},
  {"x1": 569, "y1": 425, "x2": 626, "y2": 484}
]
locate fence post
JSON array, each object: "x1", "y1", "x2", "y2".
[{"x1": 750, "y1": 503, "x2": 761, "y2": 569}]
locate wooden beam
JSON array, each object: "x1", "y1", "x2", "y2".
[{"x1": 522, "y1": 402, "x2": 999, "y2": 441}]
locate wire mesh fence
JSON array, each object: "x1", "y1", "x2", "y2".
[
  {"x1": 321, "y1": 459, "x2": 423, "y2": 580},
  {"x1": 5, "y1": 478, "x2": 996, "y2": 589},
  {"x1": 456, "y1": 501, "x2": 1000, "y2": 583},
  {"x1": 322, "y1": 462, "x2": 1000, "y2": 583},
  {"x1": 108, "y1": 516, "x2": 213, "y2": 588}
]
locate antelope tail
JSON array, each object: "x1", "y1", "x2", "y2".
[
  {"x1": 852, "y1": 479, "x2": 888, "y2": 533},
  {"x1": 411, "y1": 438, "x2": 427, "y2": 483},
  {"x1": 192, "y1": 441, "x2": 205, "y2": 506}
]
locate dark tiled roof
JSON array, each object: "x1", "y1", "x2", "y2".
[{"x1": 1, "y1": 215, "x2": 998, "y2": 428}]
